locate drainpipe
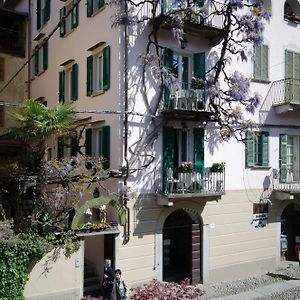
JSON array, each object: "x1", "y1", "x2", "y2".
[
  {"x1": 27, "y1": 0, "x2": 32, "y2": 99},
  {"x1": 123, "y1": 0, "x2": 130, "y2": 243}
]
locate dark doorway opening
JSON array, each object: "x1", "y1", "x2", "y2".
[
  {"x1": 163, "y1": 209, "x2": 202, "y2": 284},
  {"x1": 281, "y1": 203, "x2": 300, "y2": 261}
]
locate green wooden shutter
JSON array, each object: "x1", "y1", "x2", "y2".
[
  {"x1": 279, "y1": 134, "x2": 288, "y2": 182},
  {"x1": 261, "y1": 131, "x2": 269, "y2": 167},
  {"x1": 34, "y1": 48, "x2": 39, "y2": 75},
  {"x1": 85, "y1": 128, "x2": 92, "y2": 156},
  {"x1": 163, "y1": 48, "x2": 173, "y2": 107},
  {"x1": 195, "y1": 0, "x2": 204, "y2": 8},
  {"x1": 72, "y1": 0, "x2": 79, "y2": 29},
  {"x1": 261, "y1": 45, "x2": 268, "y2": 81},
  {"x1": 254, "y1": 45, "x2": 261, "y2": 79},
  {"x1": 163, "y1": 126, "x2": 175, "y2": 190},
  {"x1": 37, "y1": 0, "x2": 41, "y2": 29},
  {"x1": 59, "y1": 71, "x2": 65, "y2": 103},
  {"x1": 102, "y1": 126, "x2": 110, "y2": 170},
  {"x1": 98, "y1": 0, "x2": 105, "y2": 9},
  {"x1": 193, "y1": 52, "x2": 206, "y2": 80},
  {"x1": 103, "y1": 46, "x2": 110, "y2": 91},
  {"x1": 161, "y1": 0, "x2": 166, "y2": 14},
  {"x1": 285, "y1": 50, "x2": 293, "y2": 102},
  {"x1": 57, "y1": 137, "x2": 64, "y2": 159},
  {"x1": 44, "y1": 0, "x2": 51, "y2": 23},
  {"x1": 246, "y1": 131, "x2": 255, "y2": 167},
  {"x1": 60, "y1": 7, "x2": 66, "y2": 37},
  {"x1": 70, "y1": 133, "x2": 78, "y2": 157},
  {"x1": 87, "y1": 0, "x2": 93, "y2": 17},
  {"x1": 87, "y1": 55, "x2": 93, "y2": 96},
  {"x1": 71, "y1": 63, "x2": 78, "y2": 101},
  {"x1": 194, "y1": 128, "x2": 204, "y2": 174},
  {"x1": 43, "y1": 40, "x2": 48, "y2": 71},
  {"x1": 194, "y1": 52, "x2": 205, "y2": 109}
]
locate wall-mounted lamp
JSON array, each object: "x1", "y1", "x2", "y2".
[{"x1": 180, "y1": 38, "x2": 188, "y2": 49}]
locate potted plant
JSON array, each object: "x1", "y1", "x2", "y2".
[
  {"x1": 191, "y1": 77, "x2": 205, "y2": 90},
  {"x1": 178, "y1": 161, "x2": 194, "y2": 172},
  {"x1": 210, "y1": 162, "x2": 225, "y2": 172}
]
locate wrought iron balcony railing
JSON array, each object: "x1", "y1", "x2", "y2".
[
  {"x1": 136, "y1": 0, "x2": 224, "y2": 31},
  {"x1": 265, "y1": 78, "x2": 300, "y2": 106},
  {"x1": 164, "y1": 167, "x2": 225, "y2": 196},
  {"x1": 272, "y1": 168, "x2": 300, "y2": 193},
  {"x1": 163, "y1": 87, "x2": 207, "y2": 112}
]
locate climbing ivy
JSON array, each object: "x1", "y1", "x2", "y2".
[{"x1": 0, "y1": 221, "x2": 79, "y2": 300}]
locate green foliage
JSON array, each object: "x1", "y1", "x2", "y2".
[
  {"x1": 210, "y1": 162, "x2": 225, "y2": 172},
  {"x1": 10, "y1": 99, "x2": 77, "y2": 141},
  {"x1": 0, "y1": 221, "x2": 79, "y2": 299}
]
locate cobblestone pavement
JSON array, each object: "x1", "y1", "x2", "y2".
[{"x1": 195, "y1": 262, "x2": 300, "y2": 300}]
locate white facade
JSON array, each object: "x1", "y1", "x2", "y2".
[{"x1": 6, "y1": 0, "x2": 300, "y2": 298}]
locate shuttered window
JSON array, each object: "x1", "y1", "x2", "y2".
[
  {"x1": 87, "y1": 0, "x2": 105, "y2": 17},
  {"x1": 60, "y1": 1, "x2": 79, "y2": 38},
  {"x1": 285, "y1": 50, "x2": 300, "y2": 103},
  {"x1": 59, "y1": 63, "x2": 78, "y2": 103},
  {"x1": 33, "y1": 40, "x2": 48, "y2": 76},
  {"x1": 37, "y1": 0, "x2": 51, "y2": 30},
  {"x1": 85, "y1": 126, "x2": 111, "y2": 170},
  {"x1": 253, "y1": 44, "x2": 269, "y2": 81},
  {"x1": 86, "y1": 46, "x2": 110, "y2": 96},
  {"x1": 246, "y1": 131, "x2": 269, "y2": 167}
]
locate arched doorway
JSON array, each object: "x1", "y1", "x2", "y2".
[
  {"x1": 163, "y1": 209, "x2": 202, "y2": 284},
  {"x1": 281, "y1": 203, "x2": 300, "y2": 261}
]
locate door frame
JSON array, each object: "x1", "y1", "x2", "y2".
[{"x1": 154, "y1": 201, "x2": 208, "y2": 283}]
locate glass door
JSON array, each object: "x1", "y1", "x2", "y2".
[{"x1": 287, "y1": 136, "x2": 294, "y2": 182}]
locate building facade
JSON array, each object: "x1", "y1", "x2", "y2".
[{"x1": 2, "y1": 0, "x2": 300, "y2": 299}]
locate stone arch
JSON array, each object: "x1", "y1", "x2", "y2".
[
  {"x1": 154, "y1": 200, "x2": 206, "y2": 283},
  {"x1": 71, "y1": 197, "x2": 126, "y2": 229}
]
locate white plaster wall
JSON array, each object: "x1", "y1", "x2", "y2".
[{"x1": 24, "y1": 246, "x2": 83, "y2": 300}]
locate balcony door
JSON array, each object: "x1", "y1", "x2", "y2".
[{"x1": 173, "y1": 53, "x2": 191, "y2": 90}]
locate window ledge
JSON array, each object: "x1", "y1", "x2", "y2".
[
  {"x1": 250, "y1": 166, "x2": 271, "y2": 170},
  {"x1": 91, "y1": 90, "x2": 105, "y2": 97},
  {"x1": 61, "y1": 28, "x2": 76, "y2": 38},
  {"x1": 36, "y1": 70, "x2": 46, "y2": 77},
  {"x1": 251, "y1": 78, "x2": 271, "y2": 84},
  {"x1": 92, "y1": 7, "x2": 105, "y2": 18}
]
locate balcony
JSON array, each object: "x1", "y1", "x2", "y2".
[
  {"x1": 265, "y1": 78, "x2": 300, "y2": 114},
  {"x1": 157, "y1": 167, "x2": 225, "y2": 205},
  {"x1": 160, "y1": 86, "x2": 213, "y2": 121},
  {"x1": 272, "y1": 168, "x2": 300, "y2": 200},
  {"x1": 137, "y1": 0, "x2": 224, "y2": 46}
]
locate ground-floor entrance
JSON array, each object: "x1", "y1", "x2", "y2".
[
  {"x1": 163, "y1": 208, "x2": 202, "y2": 284},
  {"x1": 280, "y1": 203, "x2": 300, "y2": 262}
]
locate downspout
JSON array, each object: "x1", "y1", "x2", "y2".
[
  {"x1": 123, "y1": 0, "x2": 130, "y2": 243},
  {"x1": 27, "y1": 0, "x2": 32, "y2": 98}
]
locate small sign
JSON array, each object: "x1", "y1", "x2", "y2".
[{"x1": 252, "y1": 203, "x2": 268, "y2": 229}]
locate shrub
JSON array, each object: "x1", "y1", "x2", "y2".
[{"x1": 130, "y1": 278, "x2": 204, "y2": 300}]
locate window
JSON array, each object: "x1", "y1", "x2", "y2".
[
  {"x1": 33, "y1": 40, "x2": 48, "y2": 76},
  {"x1": 284, "y1": 0, "x2": 300, "y2": 23},
  {"x1": 163, "y1": 48, "x2": 205, "y2": 106},
  {"x1": 279, "y1": 134, "x2": 300, "y2": 182},
  {"x1": 246, "y1": 131, "x2": 269, "y2": 167},
  {"x1": 60, "y1": 0, "x2": 79, "y2": 37},
  {"x1": 85, "y1": 126, "x2": 111, "y2": 170},
  {"x1": 253, "y1": 44, "x2": 268, "y2": 81},
  {"x1": 163, "y1": 126, "x2": 204, "y2": 187},
  {"x1": 285, "y1": 50, "x2": 300, "y2": 102},
  {"x1": 0, "y1": 57, "x2": 4, "y2": 81},
  {"x1": 87, "y1": 0, "x2": 105, "y2": 17},
  {"x1": 59, "y1": 62, "x2": 78, "y2": 103},
  {"x1": 36, "y1": 0, "x2": 51, "y2": 30},
  {"x1": 57, "y1": 133, "x2": 78, "y2": 159},
  {"x1": 87, "y1": 46, "x2": 110, "y2": 95}
]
